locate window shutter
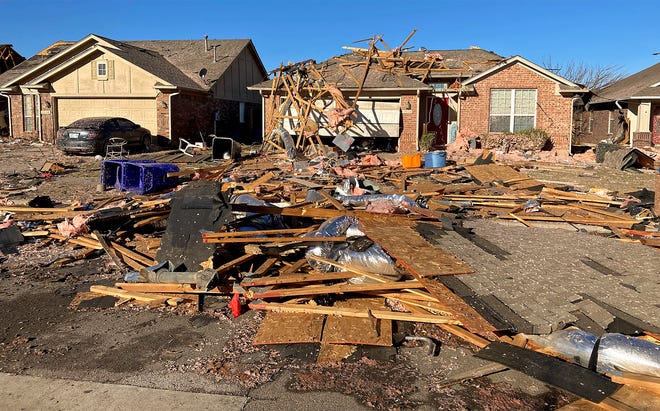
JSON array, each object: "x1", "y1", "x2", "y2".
[
  {"x1": 91, "y1": 62, "x2": 98, "y2": 80},
  {"x1": 108, "y1": 60, "x2": 115, "y2": 79}
]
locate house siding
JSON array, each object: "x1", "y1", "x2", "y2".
[{"x1": 460, "y1": 63, "x2": 573, "y2": 151}]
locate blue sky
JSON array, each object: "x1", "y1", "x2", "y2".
[{"x1": 2, "y1": 0, "x2": 658, "y2": 76}]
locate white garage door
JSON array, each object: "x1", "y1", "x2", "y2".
[{"x1": 57, "y1": 98, "x2": 157, "y2": 135}]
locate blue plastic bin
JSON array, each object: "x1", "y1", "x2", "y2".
[
  {"x1": 424, "y1": 151, "x2": 447, "y2": 168},
  {"x1": 120, "y1": 162, "x2": 179, "y2": 194},
  {"x1": 101, "y1": 159, "x2": 155, "y2": 189}
]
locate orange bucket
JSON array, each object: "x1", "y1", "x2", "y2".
[{"x1": 401, "y1": 153, "x2": 421, "y2": 168}]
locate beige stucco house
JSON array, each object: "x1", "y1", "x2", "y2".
[{"x1": 0, "y1": 34, "x2": 268, "y2": 145}]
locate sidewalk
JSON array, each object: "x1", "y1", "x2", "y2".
[{"x1": 0, "y1": 373, "x2": 248, "y2": 411}]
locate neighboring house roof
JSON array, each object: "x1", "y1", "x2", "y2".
[
  {"x1": 462, "y1": 55, "x2": 588, "y2": 93},
  {"x1": 590, "y1": 61, "x2": 660, "y2": 104},
  {"x1": 0, "y1": 34, "x2": 267, "y2": 93}
]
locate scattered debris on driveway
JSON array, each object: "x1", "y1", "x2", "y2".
[{"x1": 1, "y1": 139, "x2": 659, "y2": 409}]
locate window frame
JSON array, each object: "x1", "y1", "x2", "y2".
[
  {"x1": 97, "y1": 60, "x2": 108, "y2": 79},
  {"x1": 488, "y1": 88, "x2": 537, "y2": 133},
  {"x1": 23, "y1": 94, "x2": 36, "y2": 132}
]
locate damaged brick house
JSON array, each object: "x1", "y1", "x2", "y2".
[
  {"x1": 580, "y1": 61, "x2": 660, "y2": 148},
  {"x1": 0, "y1": 34, "x2": 267, "y2": 146},
  {"x1": 249, "y1": 47, "x2": 587, "y2": 153},
  {"x1": 0, "y1": 44, "x2": 25, "y2": 136}
]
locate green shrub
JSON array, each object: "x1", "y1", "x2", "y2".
[{"x1": 419, "y1": 132, "x2": 436, "y2": 151}]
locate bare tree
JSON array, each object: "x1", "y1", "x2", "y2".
[{"x1": 542, "y1": 57, "x2": 627, "y2": 90}]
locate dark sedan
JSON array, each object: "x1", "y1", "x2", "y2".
[{"x1": 56, "y1": 117, "x2": 151, "y2": 155}]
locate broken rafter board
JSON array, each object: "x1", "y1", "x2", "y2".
[
  {"x1": 133, "y1": 215, "x2": 168, "y2": 228},
  {"x1": 121, "y1": 254, "x2": 149, "y2": 271},
  {"x1": 249, "y1": 280, "x2": 426, "y2": 299},
  {"x1": 307, "y1": 254, "x2": 439, "y2": 303},
  {"x1": 201, "y1": 227, "x2": 317, "y2": 239},
  {"x1": 89, "y1": 285, "x2": 169, "y2": 304},
  {"x1": 322, "y1": 298, "x2": 393, "y2": 346},
  {"x1": 49, "y1": 233, "x2": 103, "y2": 250},
  {"x1": 0, "y1": 205, "x2": 76, "y2": 213},
  {"x1": 569, "y1": 204, "x2": 639, "y2": 222},
  {"x1": 203, "y1": 236, "x2": 348, "y2": 244},
  {"x1": 51, "y1": 248, "x2": 97, "y2": 267},
  {"x1": 509, "y1": 213, "x2": 533, "y2": 227},
  {"x1": 215, "y1": 253, "x2": 257, "y2": 275},
  {"x1": 129, "y1": 210, "x2": 170, "y2": 219},
  {"x1": 92, "y1": 230, "x2": 123, "y2": 269},
  {"x1": 540, "y1": 187, "x2": 624, "y2": 206},
  {"x1": 249, "y1": 257, "x2": 280, "y2": 276},
  {"x1": 241, "y1": 271, "x2": 369, "y2": 288},
  {"x1": 317, "y1": 343, "x2": 357, "y2": 365},
  {"x1": 249, "y1": 301, "x2": 460, "y2": 325},
  {"x1": 640, "y1": 237, "x2": 660, "y2": 248},
  {"x1": 318, "y1": 189, "x2": 346, "y2": 211},
  {"x1": 357, "y1": 216, "x2": 474, "y2": 277},
  {"x1": 279, "y1": 257, "x2": 310, "y2": 276},
  {"x1": 242, "y1": 171, "x2": 276, "y2": 191},
  {"x1": 115, "y1": 282, "x2": 230, "y2": 295},
  {"x1": 464, "y1": 164, "x2": 525, "y2": 184},
  {"x1": 107, "y1": 240, "x2": 156, "y2": 267},
  {"x1": 404, "y1": 302, "x2": 491, "y2": 348},
  {"x1": 253, "y1": 311, "x2": 325, "y2": 345},
  {"x1": 476, "y1": 342, "x2": 621, "y2": 403},
  {"x1": 285, "y1": 177, "x2": 324, "y2": 189},
  {"x1": 394, "y1": 261, "x2": 497, "y2": 339}
]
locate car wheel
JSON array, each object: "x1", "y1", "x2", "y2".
[{"x1": 142, "y1": 135, "x2": 152, "y2": 152}]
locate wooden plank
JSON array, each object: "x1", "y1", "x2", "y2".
[
  {"x1": 215, "y1": 254, "x2": 257, "y2": 274},
  {"x1": 248, "y1": 280, "x2": 425, "y2": 299},
  {"x1": 322, "y1": 298, "x2": 392, "y2": 346},
  {"x1": 241, "y1": 271, "x2": 363, "y2": 287},
  {"x1": 316, "y1": 344, "x2": 357, "y2": 365},
  {"x1": 109, "y1": 241, "x2": 156, "y2": 267},
  {"x1": 201, "y1": 227, "x2": 316, "y2": 239},
  {"x1": 318, "y1": 189, "x2": 346, "y2": 210},
  {"x1": 248, "y1": 302, "x2": 460, "y2": 324},
  {"x1": 357, "y1": 216, "x2": 473, "y2": 277},
  {"x1": 203, "y1": 236, "x2": 348, "y2": 244},
  {"x1": 242, "y1": 171, "x2": 275, "y2": 191},
  {"x1": 307, "y1": 254, "x2": 438, "y2": 301},
  {"x1": 115, "y1": 282, "x2": 229, "y2": 295},
  {"x1": 253, "y1": 311, "x2": 325, "y2": 345},
  {"x1": 89, "y1": 285, "x2": 167, "y2": 303},
  {"x1": 90, "y1": 230, "x2": 123, "y2": 266}
]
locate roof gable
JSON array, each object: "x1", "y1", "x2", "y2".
[
  {"x1": 462, "y1": 55, "x2": 585, "y2": 91},
  {"x1": 1, "y1": 34, "x2": 267, "y2": 93}
]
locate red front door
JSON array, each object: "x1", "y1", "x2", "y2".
[{"x1": 426, "y1": 97, "x2": 448, "y2": 145}]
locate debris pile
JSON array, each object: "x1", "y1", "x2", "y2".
[{"x1": 1, "y1": 144, "x2": 659, "y2": 408}]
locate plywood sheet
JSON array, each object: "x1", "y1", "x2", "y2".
[
  {"x1": 358, "y1": 216, "x2": 473, "y2": 277},
  {"x1": 464, "y1": 164, "x2": 524, "y2": 184},
  {"x1": 316, "y1": 344, "x2": 357, "y2": 365},
  {"x1": 322, "y1": 298, "x2": 392, "y2": 346},
  {"x1": 253, "y1": 311, "x2": 325, "y2": 345}
]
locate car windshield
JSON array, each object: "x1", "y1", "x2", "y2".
[{"x1": 66, "y1": 118, "x2": 109, "y2": 129}]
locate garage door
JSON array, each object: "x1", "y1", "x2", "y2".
[{"x1": 57, "y1": 98, "x2": 157, "y2": 135}]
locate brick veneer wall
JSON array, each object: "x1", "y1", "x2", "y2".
[
  {"x1": 460, "y1": 63, "x2": 573, "y2": 151},
  {"x1": 398, "y1": 94, "x2": 418, "y2": 152}
]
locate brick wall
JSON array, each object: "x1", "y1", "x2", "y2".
[
  {"x1": 398, "y1": 94, "x2": 419, "y2": 152},
  {"x1": 460, "y1": 63, "x2": 573, "y2": 152}
]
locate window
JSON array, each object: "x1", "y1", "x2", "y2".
[
  {"x1": 608, "y1": 111, "x2": 617, "y2": 134},
  {"x1": 489, "y1": 89, "x2": 537, "y2": 133},
  {"x1": 23, "y1": 95, "x2": 36, "y2": 132},
  {"x1": 97, "y1": 60, "x2": 108, "y2": 79}
]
